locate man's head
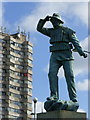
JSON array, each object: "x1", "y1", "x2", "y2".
[{"x1": 50, "y1": 13, "x2": 64, "y2": 28}]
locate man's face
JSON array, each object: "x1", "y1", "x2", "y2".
[{"x1": 50, "y1": 17, "x2": 62, "y2": 28}]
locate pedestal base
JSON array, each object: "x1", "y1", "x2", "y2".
[{"x1": 37, "y1": 110, "x2": 86, "y2": 120}]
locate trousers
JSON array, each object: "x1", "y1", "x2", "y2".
[{"x1": 48, "y1": 52, "x2": 77, "y2": 101}]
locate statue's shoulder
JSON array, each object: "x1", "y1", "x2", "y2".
[{"x1": 62, "y1": 26, "x2": 76, "y2": 34}]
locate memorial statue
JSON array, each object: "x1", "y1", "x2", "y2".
[{"x1": 37, "y1": 13, "x2": 87, "y2": 112}]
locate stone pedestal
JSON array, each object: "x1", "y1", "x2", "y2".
[{"x1": 37, "y1": 110, "x2": 86, "y2": 120}]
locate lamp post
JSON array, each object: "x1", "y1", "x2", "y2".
[{"x1": 33, "y1": 97, "x2": 38, "y2": 120}]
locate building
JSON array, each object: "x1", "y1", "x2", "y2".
[{"x1": 0, "y1": 31, "x2": 33, "y2": 119}]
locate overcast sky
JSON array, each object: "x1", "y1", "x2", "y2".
[{"x1": 0, "y1": 0, "x2": 89, "y2": 118}]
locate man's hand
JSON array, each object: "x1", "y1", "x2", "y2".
[
  {"x1": 83, "y1": 53, "x2": 87, "y2": 58},
  {"x1": 44, "y1": 16, "x2": 51, "y2": 21}
]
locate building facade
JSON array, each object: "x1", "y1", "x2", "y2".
[{"x1": 0, "y1": 32, "x2": 33, "y2": 119}]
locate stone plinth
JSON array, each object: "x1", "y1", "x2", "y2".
[{"x1": 37, "y1": 110, "x2": 86, "y2": 120}]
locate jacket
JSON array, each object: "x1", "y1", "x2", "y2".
[{"x1": 37, "y1": 19, "x2": 85, "y2": 57}]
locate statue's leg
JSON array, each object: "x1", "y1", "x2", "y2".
[
  {"x1": 63, "y1": 60, "x2": 78, "y2": 102},
  {"x1": 48, "y1": 53, "x2": 62, "y2": 100}
]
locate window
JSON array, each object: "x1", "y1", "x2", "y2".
[
  {"x1": 0, "y1": 92, "x2": 2, "y2": 96},
  {"x1": 0, "y1": 39, "x2": 3, "y2": 43},
  {"x1": 10, "y1": 40, "x2": 15, "y2": 45},
  {"x1": 10, "y1": 47, "x2": 14, "y2": 52},
  {"x1": 10, "y1": 55, "x2": 15, "y2": 60},
  {"x1": 3, "y1": 69, "x2": 7, "y2": 74},
  {"x1": 28, "y1": 81, "x2": 32, "y2": 86},
  {"x1": 9, "y1": 70, "x2": 23, "y2": 77},
  {"x1": 0, "y1": 69, "x2": 2, "y2": 72},
  {"x1": 27, "y1": 96, "x2": 32, "y2": 101},
  {"x1": 28, "y1": 45, "x2": 32, "y2": 51},
  {"x1": 10, "y1": 100, "x2": 22, "y2": 106},
  {"x1": 8, "y1": 107, "x2": 21, "y2": 114},
  {"x1": 14, "y1": 49, "x2": 24, "y2": 56},
  {"x1": 0, "y1": 46, "x2": 2, "y2": 50},
  {"x1": 27, "y1": 110, "x2": 31, "y2": 115},
  {"x1": 27, "y1": 103, "x2": 32, "y2": 108},
  {"x1": 0, "y1": 115, "x2": 2, "y2": 119},
  {"x1": 0, "y1": 107, "x2": 2, "y2": 111},
  {"x1": 18, "y1": 58, "x2": 23, "y2": 62},
  {"x1": 15, "y1": 43, "x2": 22, "y2": 48},
  {"x1": 28, "y1": 59, "x2": 32, "y2": 64},
  {"x1": 27, "y1": 88, "x2": 32, "y2": 92},
  {"x1": 2, "y1": 41, "x2": 6, "y2": 46},
  {"x1": 9, "y1": 84, "x2": 20, "y2": 91},
  {"x1": 21, "y1": 95, "x2": 26, "y2": 99},
  {"x1": 0, "y1": 99, "x2": 2, "y2": 103},
  {"x1": 2, "y1": 107, "x2": 8, "y2": 112},
  {"x1": 2, "y1": 77, "x2": 8, "y2": 81},
  {"x1": 15, "y1": 64, "x2": 23, "y2": 69},
  {"x1": 2, "y1": 99, "x2": 8, "y2": 104},
  {"x1": 9, "y1": 70, "x2": 14, "y2": 75},
  {"x1": 9, "y1": 77, "x2": 24, "y2": 84},
  {"x1": 28, "y1": 52, "x2": 32, "y2": 57},
  {"x1": 2, "y1": 84, "x2": 7, "y2": 88},
  {"x1": 10, "y1": 40, "x2": 22, "y2": 48},
  {"x1": 9, "y1": 92, "x2": 21, "y2": 99},
  {"x1": 0, "y1": 54, "x2": 3, "y2": 57},
  {"x1": 10, "y1": 55, "x2": 24, "y2": 62},
  {"x1": 8, "y1": 115, "x2": 17, "y2": 118},
  {"x1": 2, "y1": 91, "x2": 7, "y2": 96},
  {"x1": 15, "y1": 57, "x2": 18, "y2": 61},
  {"x1": 15, "y1": 57, "x2": 23, "y2": 62},
  {"x1": 28, "y1": 66, "x2": 32, "y2": 71},
  {"x1": 10, "y1": 62, "x2": 14, "y2": 67},
  {"x1": 0, "y1": 76, "x2": 2, "y2": 80}
]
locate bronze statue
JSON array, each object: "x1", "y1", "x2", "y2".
[{"x1": 37, "y1": 13, "x2": 87, "y2": 112}]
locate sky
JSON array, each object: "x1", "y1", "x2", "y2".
[{"x1": 0, "y1": 0, "x2": 89, "y2": 119}]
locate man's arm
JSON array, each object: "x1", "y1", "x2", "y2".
[
  {"x1": 69, "y1": 30, "x2": 87, "y2": 58},
  {"x1": 37, "y1": 16, "x2": 51, "y2": 37}
]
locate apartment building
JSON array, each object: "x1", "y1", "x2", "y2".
[{"x1": 0, "y1": 31, "x2": 33, "y2": 119}]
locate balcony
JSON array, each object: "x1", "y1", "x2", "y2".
[
  {"x1": 9, "y1": 73, "x2": 20, "y2": 79},
  {"x1": 10, "y1": 44, "x2": 21, "y2": 51}
]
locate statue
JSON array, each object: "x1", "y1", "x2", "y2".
[{"x1": 37, "y1": 13, "x2": 87, "y2": 112}]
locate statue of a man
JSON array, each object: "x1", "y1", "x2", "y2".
[{"x1": 37, "y1": 13, "x2": 87, "y2": 111}]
